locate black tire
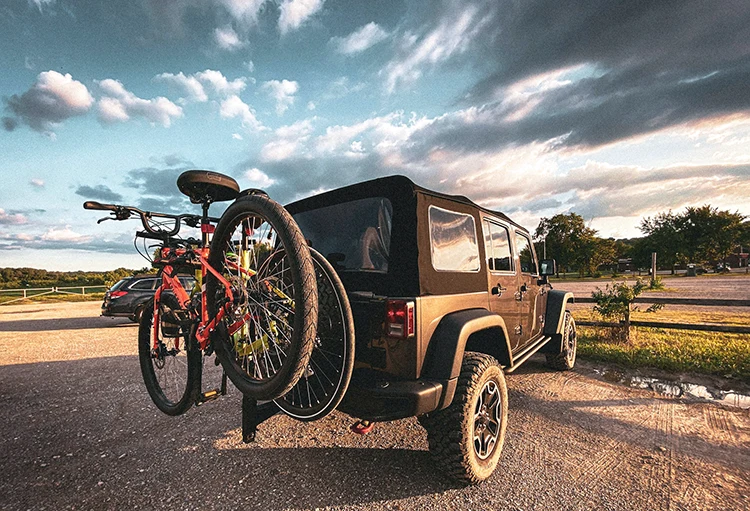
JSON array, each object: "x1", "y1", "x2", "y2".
[
  {"x1": 138, "y1": 295, "x2": 201, "y2": 416},
  {"x1": 207, "y1": 194, "x2": 318, "y2": 401},
  {"x1": 419, "y1": 352, "x2": 508, "y2": 485},
  {"x1": 545, "y1": 311, "x2": 576, "y2": 371},
  {"x1": 132, "y1": 304, "x2": 146, "y2": 324},
  {"x1": 274, "y1": 248, "x2": 355, "y2": 421}
]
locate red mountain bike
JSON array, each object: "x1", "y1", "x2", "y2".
[{"x1": 85, "y1": 170, "x2": 320, "y2": 415}]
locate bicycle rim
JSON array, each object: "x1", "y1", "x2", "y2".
[
  {"x1": 275, "y1": 248, "x2": 355, "y2": 421},
  {"x1": 138, "y1": 296, "x2": 200, "y2": 415}
]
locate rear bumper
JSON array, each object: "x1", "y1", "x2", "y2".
[{"x1": 338, "y1": 369, "x2": 449, "y2": 422}]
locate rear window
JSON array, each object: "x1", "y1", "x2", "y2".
[
  {"x1": 109, "y1": 279, "x2": 128, "y2": 291},
  {"x1": 429, "y1": 206, "x2": 480, "y2": 272},
  {"x1": 129, "y1": 278, "x2": 156, "y2": 290},
  {"x1": 293, "y1": 197, "x2": 393, "y2": 273}
]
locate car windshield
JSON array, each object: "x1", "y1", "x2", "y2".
[{"x1": 293, "y1": 197, "x2": 393, "y2": 273}]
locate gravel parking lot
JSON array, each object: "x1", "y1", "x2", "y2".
[{"x1": 1, "y1": 301, "x2": 748, "y2": 511}]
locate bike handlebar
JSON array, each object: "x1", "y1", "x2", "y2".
[{"x1": 83, "y1": 201, "x2": 219, "y2": 237}]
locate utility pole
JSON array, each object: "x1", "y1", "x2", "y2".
[{"x1": 651, "y1": 252, "x2": 657, "y2": 286}]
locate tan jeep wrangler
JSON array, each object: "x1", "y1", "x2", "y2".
[{"x1": 285, "y1": 175, "x2": 576, "y2": 484}]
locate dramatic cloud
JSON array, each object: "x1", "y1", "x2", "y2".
[
  {"x1": 332, "y1": 22, "x2": 389, "y2": 55},
  {"x1": 217, "y1": 0, "x2": 266, "y2": 25},
  {"x1": 154, "y1": 72, "x2": 208, "y2": 102},
  {"x1": 194, "y1": 70, "x2": 247, "y2": 96},
  {"x1": 151, "y1": 154, "x2": 194, "y2": 167},
  {"x1": 29, "y1": 0, "x2": 55, "y2": 12},
  {"x1": 244, "y1": 168, "x2": 276, "y2": 188},
  {"x1": 0, "y1": 229, "x2": 135, "y2": 254},
  {"x1": 96, "y1": 79, "x2": 183, "y2": 127},
  {"x1": 155, "y1": 69, "x2": 246, "y2": 103},
  {"x1": 124, "y1": 166, "x2": 195, "y2": 213},
  {"x1": 383, "y1": 3, "x2": 489, "y2": 92},
  {"x1": 2, "y1": 117, "x2": 19, "y2": 131},
  {"x1": 219, "y1": 95, "x2": 264, "y2": 131},
  {"x1": 40, "y1": 226, "x2": 92, "y2": 243},
  {"x1": 74, "y1": 185, "x2": 124, "y2": 203},
  {"x1": 415, "y1": 0, "x2": 750, "y2": 150},
  {"x1": 278, "y1": 0, "x2": 324, "y2": 34},
  {"x1": 4, "y1": 71, "x2": 94, "y2": 133},
  {"x1": 260, "y1": 119, "x2": 314, "y2": 161},
  {"x1": 262, "y1": 79, "x2": 298, "y2": 115},
  {"x1": 0, "y1": 209, "x2": 28, "y2": 225},
  {"x1": 214, "y1": 26, "x2": 247, "y2": 51}
]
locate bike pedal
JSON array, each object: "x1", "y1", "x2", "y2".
[{"x1": 197, "y1": 389, "x2": 221, "y2": 404}]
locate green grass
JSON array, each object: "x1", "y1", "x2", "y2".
[
  {"x1": 577, "y1": 325, "x2": 750, "y2": 382},
  {"x1": 573, "y1": 308, "x2": 749, "y2": 326}
]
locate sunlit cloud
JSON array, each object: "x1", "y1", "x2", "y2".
[
  {"x1": 96, "y1": 79, "x2": 182, "y2": 127},
  {"x1": 3, "y1": 71, "x2": 93, "y2": 134},
  {"x1": 262, "y1": 79, "x2": 299, "y2": 115},
  {"x1": 332, "y1": 22, "x2": 389, "y2": 55}
]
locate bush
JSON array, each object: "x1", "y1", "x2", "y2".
[{"x1": 592, "y1": 278, "x2": 663, "y2": 342}]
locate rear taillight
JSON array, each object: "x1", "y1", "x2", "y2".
[
  {"x1": 386, "y1": 300, "x2": 415, "y2": 338},
  {"x1": 110, "y1": 290, "x2": 128, "y2": 298}
]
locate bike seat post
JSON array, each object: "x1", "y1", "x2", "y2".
[{"x1": 201, "y1": 198, "x2": 213, "y2": 247}]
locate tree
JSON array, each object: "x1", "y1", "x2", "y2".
[
  {"x1": 639, "y1": 211, "x2": 684, "y2": 273},
  {"x1": 678, "y1": 205, "x2": 744, "y2": 265},
  {"x1": 535, "y1": 213, "x2": 598, "y2": 276},
  {"x1": 583, "y1": 237, "x2": 617, "y2": 276}
]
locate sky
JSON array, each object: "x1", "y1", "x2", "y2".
[{"x1": 1, "y1": 0, "x2": 749, "y2": 271}]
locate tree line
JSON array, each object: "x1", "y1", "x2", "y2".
[
  {"x1": 534, "y1": 205, "x2": 749, "y2": 277},
  {"x1": 0, "y1": 267, "x2": 154, "y2": 289}
]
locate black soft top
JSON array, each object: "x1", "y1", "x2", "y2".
[
  {"x1": 286, "y1": 175, "x2": 526, "y2": 233},
  {"x1": 286, "y1": 175, "x2": 526, "y2": 297}
]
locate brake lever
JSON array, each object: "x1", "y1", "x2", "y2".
[{"x1": 97, "y1": 216, "x2": 113, "y2": 224}]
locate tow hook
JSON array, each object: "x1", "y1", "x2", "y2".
[{"x1": 350, "y1": 420, "x2": 374, "y2": 435}]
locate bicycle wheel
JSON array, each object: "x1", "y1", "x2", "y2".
[
  {"x1": 138, "y1": 295, "x2": 201, "y2": 416},
  {"x1": 275, "y1": 248, "x2": 355, "y2": 421},
  {"x1": 207, "y1": 194, "x2": 317, "y2": 401}
]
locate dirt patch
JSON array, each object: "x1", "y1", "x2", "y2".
[{"x1": 1, "y1": 301, "x2": 748, "y2": 510}]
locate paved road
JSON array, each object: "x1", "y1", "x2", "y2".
[
  {"x1": 552, "y1": 276, "x2": 750, "y2": 301},
  {"x1": 1, "y1": 302, "x2": 748, "y2": 510}
]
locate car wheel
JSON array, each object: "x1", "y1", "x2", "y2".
[
  {"x1": 132, "y1": 304, "x2": 146, "y2": 324},
  {"x1": 419, "y1": 352, "x2": 508, "y2": 485},
  {"x1": 545, "y1": 311, "x2": 576, "y2": 370}
]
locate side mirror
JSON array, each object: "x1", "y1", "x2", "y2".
[{"x1": 540, "y1": 259, "x2": 556, "y2": 276}]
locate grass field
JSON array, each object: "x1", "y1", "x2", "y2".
[
  {"x1": 574, "y1": 308, "x2": 750, "y2": 382},
  {"x1": 0, "y1": 292, "x2": 105, "y2": 305}
]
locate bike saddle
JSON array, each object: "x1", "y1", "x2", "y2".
[{"x1": 177, "y1": 170, "x2": 240, "y2": 204}]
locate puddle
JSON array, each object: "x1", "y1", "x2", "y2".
[{"x1": 591, "y1": 368, "x2": 750, "y2": 409}]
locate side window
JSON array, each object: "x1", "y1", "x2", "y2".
[
  {"x1": 130, "y1": 278, "x2": 155, "y2": 290},
  {"x1": 483, "y1": 220, "x2": 513, "y2": 272},
  {"x1": 516, "y1": 233, "x2": 538, "y2": 275},
  {"x1": 429, "y1": 206, "x2": 480, "y2": 272}
]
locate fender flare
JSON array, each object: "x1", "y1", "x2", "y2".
[
  {"x1": 421, "y1": 308, "x2": 511, "y2": 381},
  {"x1": 541, "y1": 290, "x2": 575, "y2": 353}
]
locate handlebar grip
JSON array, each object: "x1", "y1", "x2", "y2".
[{"x1": 83, "y1": 201, "x2": 117, "y2": 211}]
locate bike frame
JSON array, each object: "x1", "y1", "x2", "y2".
[{"x1": 150, "y1": 222, "x2": 264, "y2": 354}]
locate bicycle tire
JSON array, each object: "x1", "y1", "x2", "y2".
[
  {"x1": 138, "y1": 295, "x2": 201, "y2": 416},
  {"x1": 275, "y1": 248, "x2": 355, "y2": 421},
  {"x1": 207, "y1": 194, "x2": 317, "y2": 401}
]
